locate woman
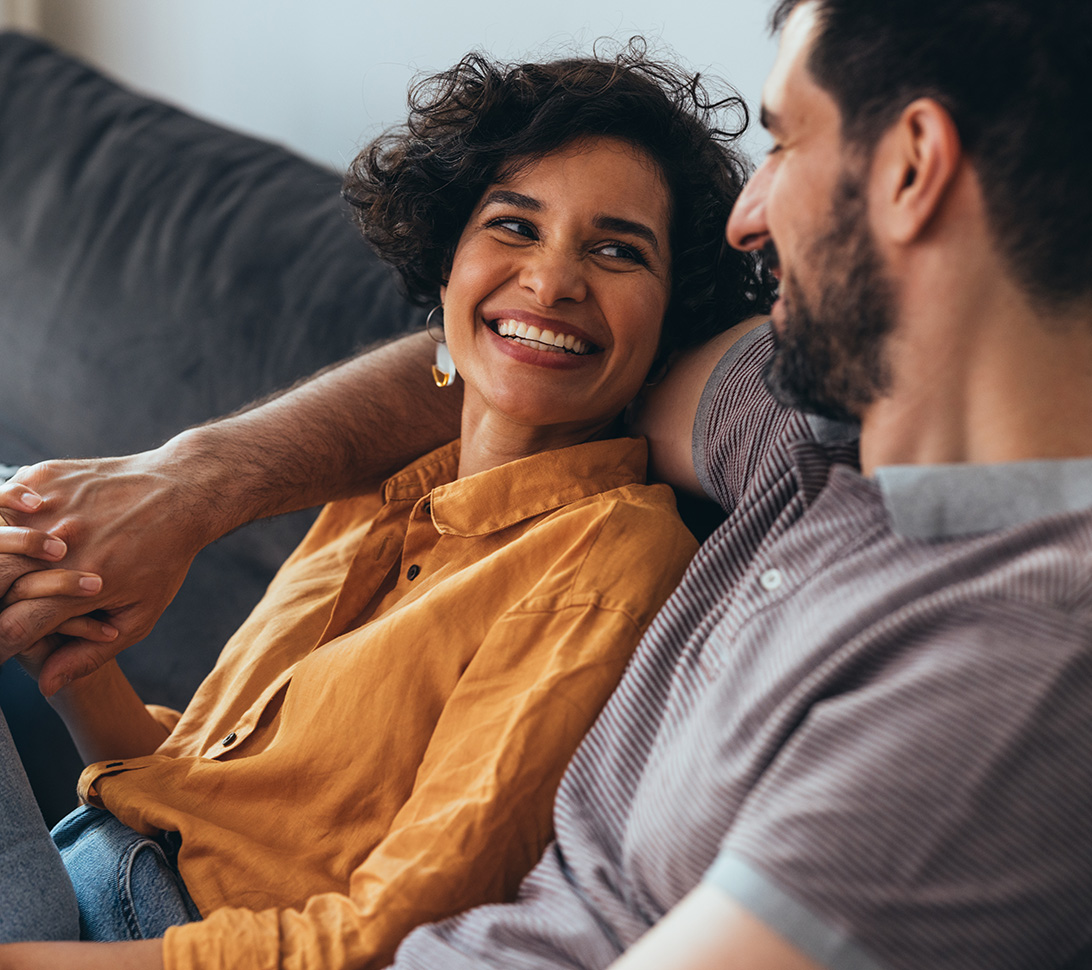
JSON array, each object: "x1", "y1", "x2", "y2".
[{"x1": 0, "y1": 43, "x2": 769, "y2": 970}]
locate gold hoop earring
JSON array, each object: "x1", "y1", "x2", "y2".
[{"x1": 425, "y1": 304, "x2": 445, "y2": 343}]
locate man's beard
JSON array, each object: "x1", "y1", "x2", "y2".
[{"x1": 763, "y1": 170, "x2": 897, "y2": 423}]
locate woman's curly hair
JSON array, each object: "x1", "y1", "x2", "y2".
[{"x1": 343, "y1": 40, "x2": 774, "y2": 355}]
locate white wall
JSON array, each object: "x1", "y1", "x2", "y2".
[
  {"x1": 30, "y1": 0, "x2": 777, "y2": 171},
  {"x1": 0, "y1": 0, "x2": 41, "y2": 30}
]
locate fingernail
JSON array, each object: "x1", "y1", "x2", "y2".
[
  {"x1": 101, "y1": 624, "x2": 118, "y2": 639},
  {"x1": 21, "y1": 492, "x2": 43, "y2": 510},
  {"x1": 79, "y1": 576, "x2": 103, "y2": 593},
  {"x1": 43, "y1": 537, "x2": 67, "y2": 559}
]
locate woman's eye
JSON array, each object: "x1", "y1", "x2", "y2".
[
  {"x1": 595, "y1": 242, "x2": 647, "y2": 265},
  {"x1": 489, "y1": 218, "x2": 536, "y2": 239}
]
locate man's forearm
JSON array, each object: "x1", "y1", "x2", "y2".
[
  {"x1": 160, "y1": 331, "x2": 462, "y2": 538},
  {"x1": 0, "y1": 331, "x2": 462, "y2": 687}
]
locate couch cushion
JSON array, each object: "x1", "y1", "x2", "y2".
[{"x1": 0, "y1": 31, "x2": 421, "y2": 821}]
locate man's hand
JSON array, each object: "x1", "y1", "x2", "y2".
[
  {"x1": 0, "y1": 333, "x2": 461, "y2": 695},
  {"x1": 0, "y1": 449, "x2": 217, "y2": 694},
  {"x1": 0, "y1": 483, "x2": 119, "y2": 682}
]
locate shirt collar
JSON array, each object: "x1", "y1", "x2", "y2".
[
  {"x1": 874, "y1": 458, "x2": 1092, "y2": 538},
  {"x1": 383, "y1": 437, "x2": 649, "y2": 537}
]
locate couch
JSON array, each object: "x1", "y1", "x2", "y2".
[{"x1": 0, "y1": 30, "x2": 423, "y2": 824}]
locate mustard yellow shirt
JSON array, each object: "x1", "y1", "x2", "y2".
[{"x1": 78, "y1": 436, "x2": 696, "y2": 970}]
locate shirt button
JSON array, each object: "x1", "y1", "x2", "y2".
[
  {"x1": 759, "y1": 568, "x2": 783, "y2": 591},
  {"x1": 422, "y1": 501, "x2": 431, "y2": 515},
  {"x1": 221, "y1": 732, "x2": 237, "y2": 746},
  {"x1": 407, "y1": 564, "x2": 421, "y2": 580}
]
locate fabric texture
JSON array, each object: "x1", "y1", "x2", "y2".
[
  {"x1": 0, "y1": 706, "x2": 79, "y2": 942},
  {"x1": 388, "y1": 324, "x2": 1092, "y2": 970},
  {"x1": 52, "y1": 805, "x2": 201, "y2": 941},
  {"x1": 73, "y1": 436, "x2": 695, "y2": 970}
]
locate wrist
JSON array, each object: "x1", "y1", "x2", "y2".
[{"x1": 154, "y1": 425, "x2": 258, "y2": 546}]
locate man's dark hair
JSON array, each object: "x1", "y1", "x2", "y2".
[
  {"x1": 770, "y1": 0, "x2": 1092, "y2": 310},
  {"x1": 343, "y1": 41, "x2": 774, "y2": 355}
]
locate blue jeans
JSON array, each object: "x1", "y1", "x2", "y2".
[
  {"x1": 1, "y1": 704, "x2": 200, "y2": 942},
  {"x1": 53, "y1": 805, "x2": 201, "y2": 940}
]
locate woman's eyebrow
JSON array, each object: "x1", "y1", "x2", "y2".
[
  {"x1": 594, "y1": 215, "x2": 661, "y2": 254},
  {"x1": 479, "y1": 189, "x2": 541, "y2": 211}
]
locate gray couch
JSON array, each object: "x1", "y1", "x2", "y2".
[{"x1": 0, "y1": 31, "x2": 422, "y2": 823}]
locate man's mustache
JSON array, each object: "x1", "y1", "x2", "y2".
[{"x1": 761, "y1": 240, "x2": 780, "y2": 274}]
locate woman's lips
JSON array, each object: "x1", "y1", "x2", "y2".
[{"x1": 491, "y1": 319, "x2": 598, "y2": 355}]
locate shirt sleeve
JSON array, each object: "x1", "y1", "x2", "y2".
[
  {"x1": 163, "y1": 538, "x2": 692, "y2": 970},
  {"x1": 692, "y1": 323, "x2": 796, "y2": 513},
  {"x1": 706, "y1": 604, "x2": 1092, "y2": 970},
  {"x1": 145, "y1": 704, "x2": 182, "y2": 733}
]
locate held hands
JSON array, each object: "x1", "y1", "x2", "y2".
[
  {"x1": 0, "y1": 492, "x2": 117, "y2": 683},
  {"x1": 0, "y1": 449, "x2": 214, "y2": 695}
]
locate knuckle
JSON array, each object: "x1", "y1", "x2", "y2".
[{"x1": 0, "y1": 607, "x2": 31, "y2": 647}]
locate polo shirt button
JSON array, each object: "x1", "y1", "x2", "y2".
[
  {"x1": 759, "y1": 568, "x2": 783, "y2": 591},
  {"x1": 407, "y1": 564, "x2": 421, "y2": 580},
  {"x1": 221, "y1": 732, "x2": 237, "y2": 746}
]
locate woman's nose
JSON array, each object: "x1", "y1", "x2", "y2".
[{"x1": 518, "y1": 250, "x2": 588, "y2": 306}]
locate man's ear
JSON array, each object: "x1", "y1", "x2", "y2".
[{"x1": 872, "y1": 97, "x2": 963, "y2": 244}]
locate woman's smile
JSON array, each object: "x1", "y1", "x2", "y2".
[{"x1": 491, "y1": 319, "x2": 596, "y2": 356}]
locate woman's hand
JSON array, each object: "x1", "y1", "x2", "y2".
[
  {"x1": 0, "y1": 498, "x2": 118, "y2": 687},
  {"x1": 0, "y1": 478, "x2": 70, "y2": 592}
]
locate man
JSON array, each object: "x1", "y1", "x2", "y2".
[{"x1": 3, "y1": 0, "x2": 1091, "y2": 967}]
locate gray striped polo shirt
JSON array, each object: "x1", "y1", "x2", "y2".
[{"x1": 394, "y1": 323, "x2": 1092, "y2": 970}]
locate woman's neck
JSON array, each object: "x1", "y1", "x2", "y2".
[{"x1": 456, "y1": 402, "x2": 624, "y2": 479}]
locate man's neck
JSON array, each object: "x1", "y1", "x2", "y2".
[{"x1": 859, "y1": 277, "x2": 1092, "y2": 475}]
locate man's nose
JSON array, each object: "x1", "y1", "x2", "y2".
[{"x1": 726, "y1": 160, "x2": 772, "y2": 252}]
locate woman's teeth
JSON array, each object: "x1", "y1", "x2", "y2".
[{"x1": 495, "y1": 320, "x2": 591, "y2": 355}]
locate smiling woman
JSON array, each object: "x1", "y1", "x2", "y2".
[
  {"x1": 443, "y1": 136, "x2": 673, "y2": 474},
  {"x1": 0, "y1": 41, "x2": 773, "y2": 970}
]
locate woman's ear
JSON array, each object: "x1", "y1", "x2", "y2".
[{"x1": 872, "y1": 97, "x2": 963, "y2": 245}]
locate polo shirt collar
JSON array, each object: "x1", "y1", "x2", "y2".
[
  {"x1": 384, "y1": 436, "x2": 649, "y2": 537},
  {"x1": 874, "y1": 458, "x2": 1092, "y2": 539}
]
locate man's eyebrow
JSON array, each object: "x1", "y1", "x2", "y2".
[
  {"x1": 479, "y1": 189, "x2": 542, "y2": 211},
  {"x1": 593, "y1": 215, "x2": 662, "y2": 254}
]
